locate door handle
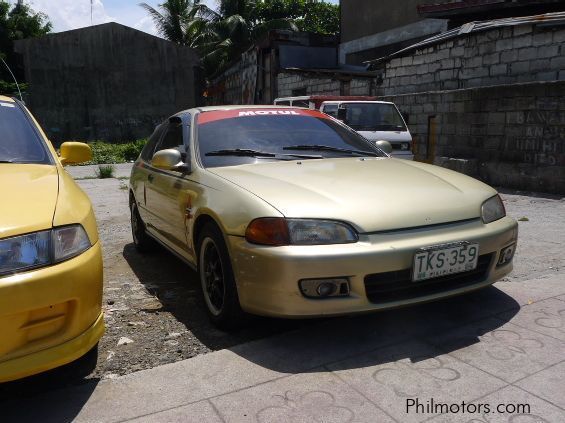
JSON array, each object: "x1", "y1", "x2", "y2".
[{"x1": 147, "y1": 174, "x2": 154, "y2": 183}]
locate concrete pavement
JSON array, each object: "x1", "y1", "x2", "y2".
[
  {"x1": 65, "y1": 163, "x2": 134, "y2": 179},
  {"x1": 3, "y1": 275, "x2": 564, "y2": 422}
]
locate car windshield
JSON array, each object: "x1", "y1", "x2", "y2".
[
  {"x1": 197, "y1": 110, "x2": 385, "y2": 168},
  {"x1": 342, "y1": 103, "x2": 407, "y2": 132},
  {"x1": 0, "y1": 101, "x2": 50, "y2": 164}
]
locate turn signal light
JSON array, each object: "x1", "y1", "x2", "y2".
[{"x1": 245, "y1": 218, "x2": 290, "y2": 246}]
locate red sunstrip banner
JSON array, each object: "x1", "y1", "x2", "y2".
[{"x1": 197, "y1": 108, "x2": 330, "y2": 125}]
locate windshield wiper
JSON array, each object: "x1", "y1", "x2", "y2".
[
  {"x1": 283, "y1": 144, "x2": 380, "y2": 157},
  {"x1": 205, "y1": 149, "x2": 276, "y2": 157},
  {"x1": 205, "y1": 149, "x2": 323, "y2": 160}
]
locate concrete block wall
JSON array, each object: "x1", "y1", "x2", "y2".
[
  {"x1": 381, "y1": 24, "x2": 565, "y2": 95},
  {"x1": 277, "y1": 72, "x2": 341, "y2": 97},
  {"x1": 383, "y1": 81, "x2": 565, "y2": 194}
]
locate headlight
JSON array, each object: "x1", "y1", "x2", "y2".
[
  {"x1": 0, "y1": 231, "x2": 51, "y2": 275},
  {"x1": 245, "y1": 218, "x2": 358, "y2": 246},
  {"x1": 481, "y1": 195, "x2": 506, "y2": 224},
  {"x1": 0, "y1": 225, "x2": 92, "y2": 276}
]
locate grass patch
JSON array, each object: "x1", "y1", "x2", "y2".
[
  {"x1": 63, "y1": 139, "x2": 147, "y2": 165},
  {"x1": 96, "y1": 164, "x2": 115, "y2": 179}
]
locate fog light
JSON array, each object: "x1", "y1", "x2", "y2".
[
  {"x1": 497, "y1": 243, "x2": 516, "y2": 266},
  {"x1": 299, "y1": 278, "x2": 350, "y2": 299},
  {"x1": 317, "y1": 282, "x2": 337, "y2": 297}
]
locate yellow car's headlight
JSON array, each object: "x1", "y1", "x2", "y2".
[
  {"x1": 245, "y1": 218, "x2": 358, "y2": 246},
  {"x1": 481, "y1": 195, "x2": 506, "y2": 224},
  {"x1": 0, "y1": 225, "x2": 91, "y2": 276}
]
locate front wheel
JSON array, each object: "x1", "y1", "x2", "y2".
[{"x1": 197, "y1": 223, "x2": 245, "y2": 329}]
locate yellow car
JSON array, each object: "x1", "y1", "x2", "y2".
[
  {"x1": 129, "y1": 106, "x2": 517, "y2": 328},
  {"x1": 0, "y1": 96, "x2": 104, "y2": 382}
]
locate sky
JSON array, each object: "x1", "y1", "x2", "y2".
[{"x1": 15, "y1": 1, "x2": 338, "y2": 37}]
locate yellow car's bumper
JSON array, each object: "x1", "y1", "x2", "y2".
[
  {"x1": 0, "y1": 242, "x2": 104, "y2": 383},
  {"x1": 229, "y1": 217, "x2": 518, "y2": 318}
]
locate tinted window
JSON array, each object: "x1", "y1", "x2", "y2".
[
  {"x1": 156, "y1": 121, "x2": 184, "y2": 153},
  {"x1": 0, "y1": 101, "x2": 50, "y2": 164},
  {"x1": 197, "y1": 113, "x2": 384, "y2": 168},
  {"x1": 275, "y1": 100, "x2": 290, "y2": 106},
  {"x1": 343, "y1": 103, "x2": 407, "y2": 131},
  {"x1": 292, "y1": 100, "x2": 310, "y2": 108},
  {"x1": 322, "y1": 104, "x2": 338, "y2": 118},
  {"x1": 140, "y1": 123, "x2": 166, "y2": 161}
]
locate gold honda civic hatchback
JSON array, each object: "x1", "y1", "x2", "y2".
[{"x1": 129, "y1": 106, "x2": 517, "y2": 328}]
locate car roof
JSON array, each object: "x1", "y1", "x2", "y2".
[
  {"x1": 321, "y1": 101, "x2": 394, "y2": 105},
  {"x1": 176, "y1": 105, "x2": 314, "y2": 115}
]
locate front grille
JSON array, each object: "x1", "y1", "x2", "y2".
[{"x1": 364, "y1": 253, "x2": 494, "y2": 304}]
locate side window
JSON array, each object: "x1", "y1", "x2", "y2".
[
  {"x1": 140, "y1": 123, "x2": 166, "y2": 161},
  {"x1": 155, "y1": 118, "x2": 183, "y2": 153},
  {"x1": 277, "y1": 100, "x2": 290, "y2": 106}
]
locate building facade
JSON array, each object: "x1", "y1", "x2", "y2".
[{"x1": 15, "y1": 23, "x2": 203, "y2": 143}]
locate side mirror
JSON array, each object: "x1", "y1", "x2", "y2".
[
  {"x1": 60, "y1": 142, "x2": 92, "y2": 165},
  {"x1": 375, "y1": 140, "x2": 393, "y2": 154},
  {"x1": 151, "y1": 149, "x2": 190, "y2": 172},
  {"x1": 337, "y1": 106, "x2": 348, "y2": 123}
]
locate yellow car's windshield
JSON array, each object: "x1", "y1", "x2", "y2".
[{"x1": 0, "y1": 101, "x2": 51, "y2": 164}]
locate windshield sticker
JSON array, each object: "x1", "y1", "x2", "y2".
[
  {"x1": 0, "y1": 102, "x2": 15, "y2": 108},
  {"x1": 198, "y1": 109, "x2": 329, "y2": 125}
]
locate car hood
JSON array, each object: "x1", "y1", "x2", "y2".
[
  {"x1": 209, "y1": 158, "x2": 496, "y2": 233},
  {"x1": 0, "y1": 164, "x2": 59, "y2": 239}
]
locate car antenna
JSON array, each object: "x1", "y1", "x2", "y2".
[{"x1": 1, "y1": 57, "x2": 24, "y2": 102}]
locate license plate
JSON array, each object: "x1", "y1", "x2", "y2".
[{"x1": 412, "y1": 242, "x2": 479, "y2": 282}]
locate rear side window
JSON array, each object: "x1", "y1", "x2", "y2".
[
  {"x1": 292, "y1": 100, "x2": 310, "y2": 108},
  {"x1": 0, "y1": 101, "x2": 51, "y2": 164},
  {"x1": 155, "y1": 119, "x2": 183, "y2": 153}
]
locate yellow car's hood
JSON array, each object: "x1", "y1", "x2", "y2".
[
  {"x1": 0, "y1": 164, "x2": 59, "y2": 239},
  {"x1": 209, "y1": 158, "x2": 497, "y2": 232}
]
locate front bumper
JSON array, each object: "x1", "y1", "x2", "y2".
[
  {"x1": 228, "y1": 217, "x2": 518, "y2": 318},
  {"x1": 0, "y1": 242, "x2": 104, "y2": 383}
]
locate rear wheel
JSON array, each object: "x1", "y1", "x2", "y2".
[
  {"x1": 130, "y1": 199, "x2": 156, "y2": 253},
  {"x1": 197, "y1": 223, "x2": 245, "y2": 329}
]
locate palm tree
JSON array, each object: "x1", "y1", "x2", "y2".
[
  {"x1": 139, "y1": 0, "x2": 204, "y2": 45},
  {"x1": 140, "y1": 0, "x2": 298, "y2": 76}
]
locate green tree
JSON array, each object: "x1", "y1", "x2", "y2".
[
  {"x1": 0, "y1": 0, "x2": 51, "y2": 95},
  {"x1": 140, "y1": 0, "x2": 338, "y2": 77}
]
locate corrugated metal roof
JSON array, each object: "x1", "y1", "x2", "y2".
[{"x1": 366, "y1": 11, "x2": 565, "y2": 66}]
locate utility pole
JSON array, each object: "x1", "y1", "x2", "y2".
[{"x1": 91, "y1": 0, "x2": 93, "y2": 25}]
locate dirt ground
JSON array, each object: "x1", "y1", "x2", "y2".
[
  {"x1": 2, "y1": 164, "x2": 564, "y2": 393},
  {"x1": 76, "y1": 176, "x2": 308, "y2": 381}
]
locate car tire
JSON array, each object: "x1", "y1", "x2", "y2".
[
  {"x1": 197, "y1": 223, "x2": 245, "y2": 329},
  {"x1": 130, "y1": 200, "x2": 156, "y2": 253}
]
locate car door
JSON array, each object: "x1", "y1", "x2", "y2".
[
  {"x1": 144, "y1": 116, "x2": 189, "y2": 252},
  {"x1": 134, "y1": 123, "x2": 166, "y2": 227}
]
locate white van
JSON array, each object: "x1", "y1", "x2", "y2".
[{"x1": 321, "y1": 101, "x2": 413, "y2": 160}]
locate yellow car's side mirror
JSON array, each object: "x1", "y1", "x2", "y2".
[{"x1": 60, "y1": 142, "x2": 92, "y2": 165}]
